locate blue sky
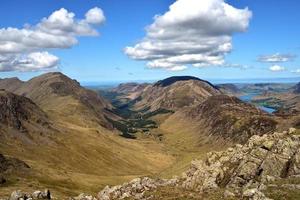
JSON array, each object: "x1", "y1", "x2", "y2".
[{"x1": 0, "y1": 0, "x2": 299, "y2": 83}]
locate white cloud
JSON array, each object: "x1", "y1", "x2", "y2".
[
  {"x1": 0, "y1": 52, "x2": 59, "y2": 72},
  {"x1": 168, "y1": 65, "x2": 188, "y2": 71},
  {"x1": 0, "y1": 7, "x2": 105, "y2": 72},
  {"x1": 258, "y1": 53, "x2": 296, "y2": 63},
  {"x1": 291, "y1": 69, "x2": 300, "y2": 73},
  {"x1": 85, "y1": 7, "x2": 105, "y2": 24},
  {"x1": 223, "y1": 63, "x2": 251, "y2": 70},
  {"x1": 125, "y1": 0, "x2": 252, "y2": 71},
  {"x1": 269, "y1": 65, "x2": 285, "y2": 72}
]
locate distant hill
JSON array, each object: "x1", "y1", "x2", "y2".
[
  {"x1": 216, "y1": 83, "x2": 241, "y2": 96},
  {"x1": 112, "y1": 82, "x2": 149, "y2": 94},
  {"x1": 153, "y1": 76, "x2": 217, "y2": 89},
  {"x1": 134, "y1": 76, "x2": 221, "y2": 112},
  {"x1": 241, "y1": 83, "x2": 293, "y2": 93},
  {"x1": 0, "y1": 72, "x2": 117, "y2": 128},
  {"x1": 0, "y1": 77, "x2": 23, "y2": 92},
  {"x1": 293, "y1": 82, "x2": 300, "y2": 94},
  {"x1": 111, "y1": 82, "x2": 150, "y2": 100}
]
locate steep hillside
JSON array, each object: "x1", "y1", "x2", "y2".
[
  {"x1": 134, "y1": 76, "x2": 221, "y2": 112},
  {"x1": 0, "y1": 90, "x2": 55, "y2": 145},
  {"x1": 0, "y1": 73, "x2": 175, "y2": 198},
  {"x1": 0, "y1": 72, "x2": 116, "y2": 128},
  {"x1": 161, "y1": 95, "x2": 277, "y2": 144},
  {"x1": 111, "y1": 82, "x2": 150, "y2": 100}
]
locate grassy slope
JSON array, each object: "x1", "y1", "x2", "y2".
[
  {"x1": 0, "y1": 111, "x2": 174, "y2": 198},
  {"x1": 148, "y1": 113, "x2": 231, "y2": 179}
]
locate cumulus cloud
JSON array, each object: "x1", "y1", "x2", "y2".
[
  {"x1": 85, "y1": 7, "x2": 106, "y2": 24},
  {"x1": 258, "y1": 53, "x2": 296, "y2": 63},
  {"x1": 269, "y1": 65, "x2": 285, "y2": 72},
  {"x1": 0, "y1": 7, "x2": 105, "y2": 72},
  {"x1": 125, "y1": 0, "x2": 252, "y2": 71},
  {"x1": 0, "y1": 52, "x2": 59, "y2": 72}
]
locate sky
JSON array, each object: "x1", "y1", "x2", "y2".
[{"x1": 0, "y1": 0, "x2": 300, "y2": 83}]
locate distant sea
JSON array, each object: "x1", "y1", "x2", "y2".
[{"x1": 81, "y1": 77, "x2": 300, "y2": 87}]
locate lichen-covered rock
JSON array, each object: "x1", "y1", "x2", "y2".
[
  {"x1": 180, "y1": 129, "x2": 300, "y2": 198},
  {"x1": 97, "y1": 177, "x2": 178, "y2": 200},
  {"x1": 243, "y1": 188, "x2": 271, "y2": 200},
  {"x1": 9, "y1": 190, "x2": 30, "y2": 200},
  {"x1": 8, "y1": 189, "x2": 51, "y2": 200},
  {"x1": 70, "y1": 193, "x2": 97, "y2": 200}
]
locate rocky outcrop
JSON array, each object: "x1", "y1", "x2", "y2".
[
  {"x1": 93, "y1": 128, "x2": 300, "y2": 200},
  {"x1": 0, "y1": 154, "x2": 30, "y2": 174},
  {"x1": 0, "y1": 90, "x2": 50, "y2": 132},
  {"x1": 0, "y1": 154, "x2": 30, "y2": 186},
  {"x1": 7, "y1": 189, "x2": 51, "y2": 200},
  {"x1": 70, "y1": 193, "x2": 97, "y2": 200},
  {"x1": 180, "y1": 128, "x2": 299, "y2": 198},
  {"x1": 96, "y1": 177, "x2": 178, "y2": 200}
]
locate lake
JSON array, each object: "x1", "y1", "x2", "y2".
[{"x1": 239, "y1": 93, "x2": 276, "y2": 114}]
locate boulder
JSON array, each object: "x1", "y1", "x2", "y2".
[
  {"x1": 9, "y1": 190, "x2": 29, "y2": 200},
  {"x1": 71, "y1": 193, "x2": 97, "y2": 200}
]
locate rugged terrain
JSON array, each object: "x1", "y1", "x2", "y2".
[
  {"x1": 93, "y1": 128, "x2": 300, "y2": 200},
  {"x1": 5, "y1": 128, "x2": 300, "y2": 200},
  {"x1": 95, "y1": 77, "x2": 282, "y2": 180},
  {"x1": 0, "y1": 73, "x2": 297, "y2": 199},
  {"x1": 0, "y1": 73, "x2": 175, "y2": 198},
  {"x1": 161, "y1": 95, "x2": 277, "y2": 144}
]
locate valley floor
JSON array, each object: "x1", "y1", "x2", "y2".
[{"x1": 0, "y1": 114, "x2": 232, "y2": 199}]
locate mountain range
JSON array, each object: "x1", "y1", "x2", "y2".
[{"x1": 0, "y1": 72, "x2": 299, "y2": 199}]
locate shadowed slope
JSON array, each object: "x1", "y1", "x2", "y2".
[{"x1": 161, "y1": 95, "x2": 277, "y2": 144}]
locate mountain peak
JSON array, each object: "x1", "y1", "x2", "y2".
[{"x1": 153, "y1": 76, "x2": 217, "y2": 89}]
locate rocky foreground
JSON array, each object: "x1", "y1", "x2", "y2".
[{"x1": 3, "y1": 128, "x2": 300, "y2": 200}]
